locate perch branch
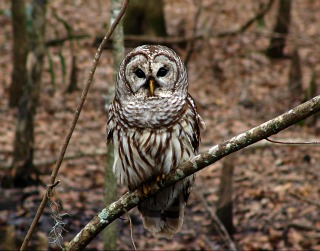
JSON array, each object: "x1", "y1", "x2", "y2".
[
  {"x1": 66, "y1": 96, "x2": 320, "y2": 250},
  {"x1": 19, "y1": 1, "x2": 129, "y2": 250}
]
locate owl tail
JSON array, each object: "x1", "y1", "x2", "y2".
[{"x1": 138, "y1": 192, "x2": 185, "y2": 239}]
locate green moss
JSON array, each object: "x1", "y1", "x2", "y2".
[{"x1": 98, "y1": 209, "x2": 109, "y2": 224}]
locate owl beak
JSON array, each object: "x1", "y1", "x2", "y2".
[{"x1": 149, "y1": 78, "x2": 155, "y2": 96}]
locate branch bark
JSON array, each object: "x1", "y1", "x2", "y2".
[{"x1": 66, "y1": 96, "x2": 320, "y2": 250}]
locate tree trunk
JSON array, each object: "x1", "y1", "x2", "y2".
[
  {"x1": 288, "y1": 49, "x2": 303, "y2": 108},
  {"x1": 9, "y1": 0, "x2": 29, "y2": 108},
  {"x1": 216, "y1": 156, "x2": 235, "y2": 235},
  {"x1": 104, "y1": 144, "x2": 117, "y2": 250},
  {"x1": 104, "y1": 0, "x2": 124, "y2": 249},
  {"x1": 123, "y1": 0, "x2": 167, "y2": 37},
  {"x1": 66, "y1": 55, "x2": 79, "y2": 93},
  {"x1": 305, "y1": 72, "x2": 319, "y2": 128},
  {"x1": 9, "y1": 0, "x2": 47, "y2": 188},
  {"x1": 266, "y1": 0, "x2": 292, "y2": 58}
]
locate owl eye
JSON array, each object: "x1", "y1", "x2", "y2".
[
  {"x1": 134, "y1": 68, "x2": 146, "y2": 78},
  {"x1": 157, "y1": 67, "x2": 168, "y2": 77}
]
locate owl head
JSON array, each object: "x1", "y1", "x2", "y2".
[{"x1": 116, "y1": 45, "x2": 188, "y2": 100}]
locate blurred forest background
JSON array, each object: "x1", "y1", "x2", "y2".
[{"x1": 0, "y1": 0, "x2": 320, "y2": 250}]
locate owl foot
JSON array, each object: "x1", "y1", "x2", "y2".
[
  {"x1": 137, "y1": 183, "x2": 151, "y2": 196},
  {"x1": 156, "y1": 173, "x2": 166, "y2": 186},
  {"x1": 138, "y1": 174, "x2": 166, "y2": 196},
  {"x1": 142, "y1": 183, "x2": 151, "y2": 195}
]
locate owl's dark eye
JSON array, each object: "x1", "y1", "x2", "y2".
[
  {"x1": 134, "y1": 68, "x2": 146, "y2": 78},
  {"x1": 157, "y1": 67, "x2": 168, "y2": 77}
]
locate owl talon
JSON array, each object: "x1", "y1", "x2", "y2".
[
  {"x1": 137, "y1": 183, "x2": 151, "y2": 196},
  {"x1": 142, "y1": 183, "x2": 151, "y2": 195},
  {"x1": 156, "y1": 174, "x2": 166, "y2": 186}
]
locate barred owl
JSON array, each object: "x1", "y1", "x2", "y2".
[{"x1": 107, "y1": 45, "x2": 205, "y2": 239}]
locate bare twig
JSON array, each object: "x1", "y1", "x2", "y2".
[
  {"x1": 46, "y1": 34, "x2": 90, "y2": 47},
  {"x1": 194, "y1": 189, "x2": 238, "y2": 251},
  {"x1": 266, "y1": 137, "x2": 320, "y2": 145},
  {"x1": 19, "y1": 1, "x2": 129, "y2": 250},
  {"x1": 46, "y1": 180, "x2": 60, "y2": 198},
  {"x1": 235, "y1": 0, "x2": 275, "y2": 34},
  {"x1": 0, "y1": 149, "x2": 107, "y2": 170},
  {"x1": 36, "y1": 149, "x2": 106, "y2": 166},
  {"x1": 66, "y1": 96, "x2": 320, "y2": 250},
  {"x1": 125, "y1": 211, "x2": 137, "y2": 251},
  {"x1": 283, "y1": 221, "x2": 317, "y2": 246},
  {"x1": 289, "y1": 192, "x2": 320, "y2": 208},
  {"x1": 93, "y1": 0, "x2": 275, "y2": 47}
]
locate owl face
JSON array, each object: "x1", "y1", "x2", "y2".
[
  {"x1": 114, "y1": 45, "x2": 189, "y2": 128},
  {"x1": 117, "y1": 45, "x2": 188, "y2": 100}
]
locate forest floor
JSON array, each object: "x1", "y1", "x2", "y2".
[{"x1": 1, "y1": 0, "x2": 320, "y2": 250}]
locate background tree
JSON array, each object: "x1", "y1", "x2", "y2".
[
  {"x1": 266, "y1": 0, "x2": 292, "y2": 58},
  {"x1": 123, "y1": 0, "x2": 166, "y2": 37},
  {"x1": 9, "y1": 0, "x2": 28, "y2": 108},
  {"x1": 104, "y1": 0, "x2": 125, "y2": 249},
  {"x1": 51, "y1": 9, "x2": 79, "y2": 94},
  {"x1": 288, "y1": 49, "x2": 303, "y2": 107},
  {"x1": 8, "y1": 0, "x2": 47, "y2": 187},
  {"x1": 216, "y1": 156, "x2": 235, "y2": 235}
]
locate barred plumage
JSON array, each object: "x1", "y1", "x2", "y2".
[{"x1": 107, "y1": 45, "x2": 205, "y2": 239}]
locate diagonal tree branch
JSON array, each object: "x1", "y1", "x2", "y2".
[{"x1": 66, "y1": 96, "x2": 320, "y2": 250}]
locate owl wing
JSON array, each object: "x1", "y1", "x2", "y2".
[
  {"x1": 186, "y1": 94, "x2": 206, "y2": 154},
  {"x1": 106, "y1": 99, "x2": 115, "y2": 144},
  {"x1": 180, "y1": 94, "x2": 205, "y2": 205}
]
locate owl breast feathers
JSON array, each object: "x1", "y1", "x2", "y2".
[{"x1": 107, "y1": 45, "x2": 205, "y2": 239}]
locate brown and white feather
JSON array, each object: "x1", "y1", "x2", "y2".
[{"x1": 107, "y1": 45, "x2": 204, "y2": 239}]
